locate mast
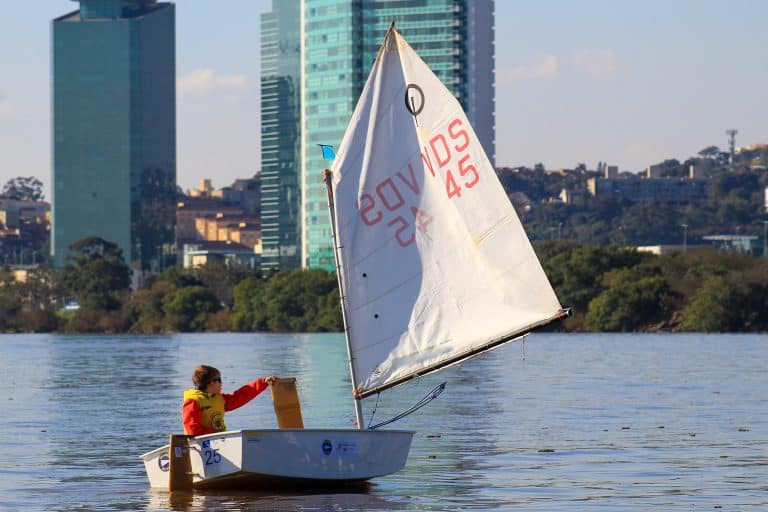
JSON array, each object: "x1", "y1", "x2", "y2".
[{"x1": 324, "y1": 169, "x2": 365, "y2": 429}]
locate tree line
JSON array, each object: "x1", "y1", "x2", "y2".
[
  {"x1": 0, "y1": 237, "x2": 341, "y2": 333},
  {"x1": 538, "y1": 240, "x2": 768, "y2": 332},
  {"x1": 1, "y1": 237, "x2": 766, "y2": 334}
]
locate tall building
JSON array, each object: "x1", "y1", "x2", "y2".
[
  {"x1": 260, "y1": 0, "x2": 303, "y2": 273},
  {"x1": 262, "y1": 0, "x2": 494, "y2": 271},
  {"x1": 51, "y1": 0, "x2": 176, "y2": 270},
  {"x1": 301, "y1": 1, "x2": 366, "y2": 271}
]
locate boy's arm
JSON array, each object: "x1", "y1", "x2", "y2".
[{"x1": 222, "y1": 378, "x2": 269, "y2": 411}]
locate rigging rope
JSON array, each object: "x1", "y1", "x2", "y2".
[
  {"x1": 368, "y1": 382, "x2": 446, "y2": 430},
  {"x1": 367, "y1": 392, "x2": 381, "y2": 429}
]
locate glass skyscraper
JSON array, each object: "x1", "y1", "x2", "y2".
[
  {"x1": 301, "y1": 0, "x2": 365, "y2": 271},
  {"x1": 260, "y1": 0, "x2": 303, "y2": 273},
  {"x1": 51, "y1": 0, "x2": 176, "y2": 271},
  {"x1": 262, "y1": 0, "x2": 494, "y2": 272}
]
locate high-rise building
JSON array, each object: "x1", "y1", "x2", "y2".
[
  {"x1": 260, "y1": 0, "x2": 303, "y2": 273},
  {"x1": 301, "y1": 1, "x2": 366, "y2": 271},
  {"x1": 51, "y1": 0, "x2": 176, "y2": 271},
  {"x1": 262, "y1": 0, "x2": 494, "y2": 271}
]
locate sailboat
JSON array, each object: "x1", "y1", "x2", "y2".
[{"x1": 141, "y1": 25, "x2": 568, "y2": 490}]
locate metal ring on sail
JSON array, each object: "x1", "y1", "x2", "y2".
[{"x1": 404, "y1": 84, "x2": 425, "y2": 115}]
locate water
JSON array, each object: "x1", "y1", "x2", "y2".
[{"x1": 1, "y1": 333, "x2": 766, "y2": 511}]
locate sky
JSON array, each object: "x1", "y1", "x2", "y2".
[{"x1": 1, "y1": 1, "x2": 767, "y2": 201}]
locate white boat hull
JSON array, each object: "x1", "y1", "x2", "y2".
[{"x1": 141, "y1": 429, "x2": 414, "y2": 489}]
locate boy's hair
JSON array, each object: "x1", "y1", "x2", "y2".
[{"x1": 192, "y1": 365, "x2": 221, "y2": 391}]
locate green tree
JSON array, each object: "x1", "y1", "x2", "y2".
[
  {"x1": 58, "y1": 237, "x2": 131, "y2": 311},
  {"x1": 585, "y1": 267, "x2": 671, "y2": 331},
  {"x1": 538, "y1": 242, "x2": 649, "y2": 312},
  {"x1": 697, "y1": 146, "x2": 720, "y2": 159},
  {"x1": 265, "y1": 269, "x2": 341, "y2": 332},
  {"x1": 16, "y1": 266, "x2": 58, "y2": 312},
  {"x1": 163, "y1": 285, "x2": 221, "y2": 332},
  {"x1": 0, "y1": 285, "x2": 22, "y2": 332},
  {"x1": 681, "y1": 266, "x2": 768, "y2": 332},
  {"x1": 129, "y1": 280, "x2": 176, "y2": 333},
  {"x1": 735, "y1": 265, "x2": 768, "y2": 330},
  {"x1": 611, "y1": 202, "x2": 680, "y2": 245},
  {"x1": 231, "y1": 276, "x2": 267, "y2": 331},
  {"x1": 680, "y1": 276, "x2": 736, "y2": 331},
  {"x1": 231, "y1": 269, "x2": 341, "y2": 332},
  {"x1": 312, "y1": 287, "x2": 343, "y2": 331},
  {"x1": 1, "y1": 176, "x2": 44, "y2": 201},
  {"x1": 147, "y1": 265, "x2": 203, "y2": 290},
  {"x1": 195, "y1": 261, "x2": 258, "y2": 310}
]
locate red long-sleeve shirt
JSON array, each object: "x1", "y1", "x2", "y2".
[{"x1": 182, "y1": 378, "x2": 269, "y2": 436}]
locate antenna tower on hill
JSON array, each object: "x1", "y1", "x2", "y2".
[{"x1": 726, "y1": 129, "x2": 738, "y2": 172}]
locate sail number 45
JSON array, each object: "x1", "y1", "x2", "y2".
[
  {"x1": 204, "y1": 448, "x2": 221, "y2": 465},
  {"x1": 355, "y1": 117, "x2": 481, "y2": 248},
  {"x1": 444, "y1": 154, "x2": 479, "y2": 199}
]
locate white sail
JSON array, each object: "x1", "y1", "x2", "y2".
[{"x1": 330, "y1": 27, "x2": 565, "y2": 398}]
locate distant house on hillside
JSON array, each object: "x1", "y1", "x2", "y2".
[
  {"x1": 176, "y1": 177, "x2": 262, "y2": 268},
  {"x1": 559, "y1": 188, "x2": 590, "y2": 206},
  {"x1": 636, "y1": 245, "x2": 702, "y2": 255},
  {"x1": 182, "y1": 240, "x2": 259, "y2": 269},
  {"x1": 587, "y1": 175, "x2": 709, "y2": 204},
  {"x1": 0, "y1": 199, "x2": 50, "y2": 263},
  {"x1": 702, "y1": 235, "x2": 760, "y2": 256}
]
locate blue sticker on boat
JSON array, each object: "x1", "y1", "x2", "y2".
[
  {"x1": 202, "y1": 440, "x2": 211, "y2": 449},
  {"x1": 322, "y1": 440, "x2": 333, "y2": 455},
  {"x1": 158, "y1": 454, "x2": 170, "y2": 472}
]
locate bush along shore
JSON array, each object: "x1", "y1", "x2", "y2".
[{"x1": 1, "y1": 237, "x2": 767, "y2": 334}]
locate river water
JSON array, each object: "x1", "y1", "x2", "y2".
[{"x1": 1, "y1": 333, "x2": 766, "y2": 511}]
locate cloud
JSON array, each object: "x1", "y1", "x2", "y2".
[
  {"x1": 571, "y1": 49, "x2": 618, "y2": 79},
  {"x1": 498, "y1": 55, "x2": 559, "y2": 84},
  {"x1": 177, "y1": 69, "x2": 248, "y2": 93}
]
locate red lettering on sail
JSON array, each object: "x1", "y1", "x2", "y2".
[
  {"x1": 359, "y1": 193, "x2": 382, "y2": 226},
  {"x1": 448, "y1": 118, "x2": 469, "y2": 152},
  {"x1": 445, "y1": 170, "x2": 462, "y2": 199},
  {"x1": 429, "y1": 134, "x2": 451, "y2": 167},
  {"x1": 398, "y1": 165, "x2": 421, "y2": 195},
  {"x1": 388, "y1": 215, "x2": 414, "y2": 247},
  {"x1": 458, "y1": 155, "x2": 479, "y2": 189},
  {"x1": 411, "y1": 206, "x2": 433, "y2": 233},
  {"x1": 376, "y1": 178, "x2": 405, "y2": 211},
  {"x1": 421, "y1": 150, "x2": 436, "y2": 177},
  {"x1": 358, "y1": 118, "x2": 487, "y2": 241}
]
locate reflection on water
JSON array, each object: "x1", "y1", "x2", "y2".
[
  {"x1": 153, "y1": 488, "x2": 407, "y2": 512},
  {"x1": 0, "y1": 333, "x2": 766, "y2": 511}
]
